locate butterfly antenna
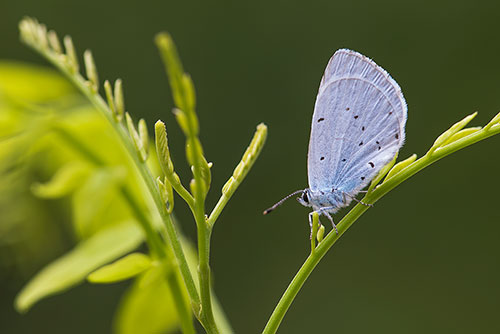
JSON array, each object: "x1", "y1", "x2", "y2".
[{"x1": 263, "y1": 189, "x2": 306, "y2": 215}]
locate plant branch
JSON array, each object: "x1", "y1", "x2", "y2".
[
  {"x1": 156, "y1": 32, "x2": 220, "y2": 332},
  {"x1": 207, "y1": 123, "x2": 267, "y2": 227},
  {"x1": 19, "y1": 18, "x2": 201, "y2": 317},
  {"x1": 263, "y1": 118, "x2": 500, "y2": 334},
  {"x1": 52, "y1": 126, "x2": 196, "y2": 334}
]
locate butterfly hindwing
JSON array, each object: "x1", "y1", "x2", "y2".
[{"x1": 307, "y1": 49, "x2": 407, "y2": 195}]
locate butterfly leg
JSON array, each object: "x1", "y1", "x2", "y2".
[
  {"x1": 308, "y1": 212, "x2": 314, "y2": 239},
  {"x1": 321, "y1": 211, "x2": 338, "y2": 234},
  {"x1": 308, "y1": 212, "x2": 323, "y2": 239},
  {"x1": 342, "y1": 191, "x2": 373, "y2": 207},
  {"x1": 311, "y1": 207, "x2": 339, "y2": 235}
]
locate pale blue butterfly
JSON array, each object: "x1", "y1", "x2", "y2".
[{"x1": 264, "y1": 49, "x2": 407, "y2": 234}]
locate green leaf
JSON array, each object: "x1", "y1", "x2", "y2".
[
  {"x1": 72, "y1": 167, "x2": 126, "y2": 238},
  {"x1": 428, "y1": 112, "x2": 477, "y2": 154},
  {"x1": 114, "y1": 265, "x2": 180, "y2": 334},
  {"x1": 114, "y1": 79, "x2": 125, "y2": 120},
  {"x1": 441, "y1": 127, "x2": 481, "y2": 147},
  {"x1": 384, "y1": 154, "x2": 418, "y2": 182},
  {"x1": 31, "y1": 162, "x2": 90, "y2": 198},
  {"x1": 83, "y1": 49, "x2": 99, "y2": 92},
  {"x1": 14, "y1": 221, "x2": 144, "y2": 313},
  {"x1": 63, "y1": 35, "x2": 79, "y2": 73},
  {"x1": 125, "y1": 113, "x2": 147, "y2": 162},
  {"x1": 155, "y1": 33, "x2": 186, "y2": 112},
  {"x1": 0, "y1": 61, "x2": 74, "y2": 102},
  {"x1": 87, "y1": 252, "x2": 152, "y2": 284}
]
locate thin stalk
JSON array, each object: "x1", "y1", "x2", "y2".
[
  {"x1": 185, "y1": 120, "x2": 218, "y2": 331},
  {"x1": 196, "y1": 219, "x2": 217, "y2": 333},
  {"x1": 166, "y1": 270, "x2": 196, "y2": 334},
  {"x1": 30, "y1": 45, "x2": 202, "y2": 308},
  {"x1": 263, "y1": 123, "x2": 500, "y2": 334},
  {"x1": 207, "y1": 194, "x2": 229, "y2": 227},
  {"x1": 54, "y1": 127, "x2": 196, "y2": 334}
]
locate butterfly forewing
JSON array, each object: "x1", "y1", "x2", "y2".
[{"x1": 307, "y1": 49, "x2": 407, "y2": 195}]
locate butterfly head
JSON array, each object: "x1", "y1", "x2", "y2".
[{"x1": 297, "y1": 189, "x2": 312, "y2": 208}]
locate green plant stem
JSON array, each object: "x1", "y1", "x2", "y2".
[
  {"x1": 53, "y1": 54, "x2": 198, "y2": 303},
  {"x1": 207, "y1": 193, "x2": 230, "y2": 227},
  {"x1": 166, "y1": 270, "x2": 196, "y2": 334},
  {"x1": 180, "y1": 85, "x2": 219, "y2": 332},
  {"x1": 53, "y1": 126, "x2": 196, "y2": 334},
  {"x1": 196, "y1": 220, "x2": 217, "y2": 333},
  {"x1": 185, "y1": 131, "x2": 218, "y2": 331},
  {"x1": 263, "y1": 123, "x2": 500, "y2": 334},
  {"x1": 27, "y1": 42, "x2": 202, "y2": 318},
  {"x1": 310, "y1": 212, "x2": 319, "y2": 253}
]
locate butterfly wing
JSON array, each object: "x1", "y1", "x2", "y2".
[{"x1": 307, "y1": 49, "x2": 407, "y2": 195}]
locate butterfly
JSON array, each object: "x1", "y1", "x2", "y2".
[{"x1": 264, "y1": 49, "x2": 407, "y2": 234}]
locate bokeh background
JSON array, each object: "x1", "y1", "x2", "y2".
[{"x1": 2, "y1": 1, "x2": 500, "y2": 333}]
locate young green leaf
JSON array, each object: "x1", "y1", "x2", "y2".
[
  {"x1": 47, "y1": 30, "x2": 62, "y2": 53},
  {"x1": 138, "y1": 118, "x2": 149, "y2": 159},
  {"x1": 172, "y1": 108, "x2": 190, "y2": 135},
  {"x1": 208, "y1": 123, "x2": 267, "y2": 226},
  {"x1": 155, "y1": 120, "x2": 194, "y2": 207},
  {"x1": 155, "y1": 120, "x2": 175, "y2": 174},
  {"x1": 83, "y1": 49, "x2": 99, "y2": 91},
  {"x1": 104, "y1": 80, "x2": 117, "y2": 119},
  {"x1": 441, "y1": 127, "x2": 481, "y2": 147},
  {"x1": 114, "y1": 79, "x2": 125, "y2": 120},
  {"x1": 126, "y1": 113, "x2": 148, "y2": 162},
  {"x1": 113, "y1": 265, "x2": 181, "y2": 334},
  {"x1": 35, "y1": 22, "x2": 48, "y2": 49},
  {"x1": 316, "y1": 225, "x2": 325, "y2": 243},
  {"x1": 31, "y1": 162, "x2": 90, "y2": 198},
  {"x1": 182, "y1": 74, "x2": 196, "y2": 113},
  {"x1": 63, "y1": 35, "x2": 78, "y2": 73},
  {"x1": 485, "y1": 110, "x2": 500, "y2": 129},
  {"x1": 155, "y1": 32, "x2": 186, "y2": 112},
  {"x1": 72, "y1": 167, "x2": 126, "y2": 238},
  {"x1": 428, "y1": 112, "x2": 477, "y2": 155},
  {"x1": 14, "y1": 222, "x2": 144, "y2": 313},
  {"x1": 157, "y1": 176, "x2": 174, "y2": 213},
  {"x1": 87, "y1": 253, "x2": 152, "y2": 284},
  {"x1": 384, "y1": 154, "x2": 417, "y2": 182},
  {"x1": 220, "y1": 123, "x2": 267, "y2": 197}
]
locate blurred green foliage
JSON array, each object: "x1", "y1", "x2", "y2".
[
  {"x1": 0, "y1": 61, "x2": 73, "y2": 278},
  {"x1": 0, "y1": 61, "x2": 186, "y2": 333},
  {"x1": 2, "y1": 1, "x2": 500, "y2": 334}
]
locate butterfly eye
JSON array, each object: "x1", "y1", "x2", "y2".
[{"x1": 301, "y1": 192, "x2": 309, "y2": 203}]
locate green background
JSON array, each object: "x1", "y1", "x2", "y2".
[{"x1": 2, "y1": 0, "x2": 500, "y2": 333}]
